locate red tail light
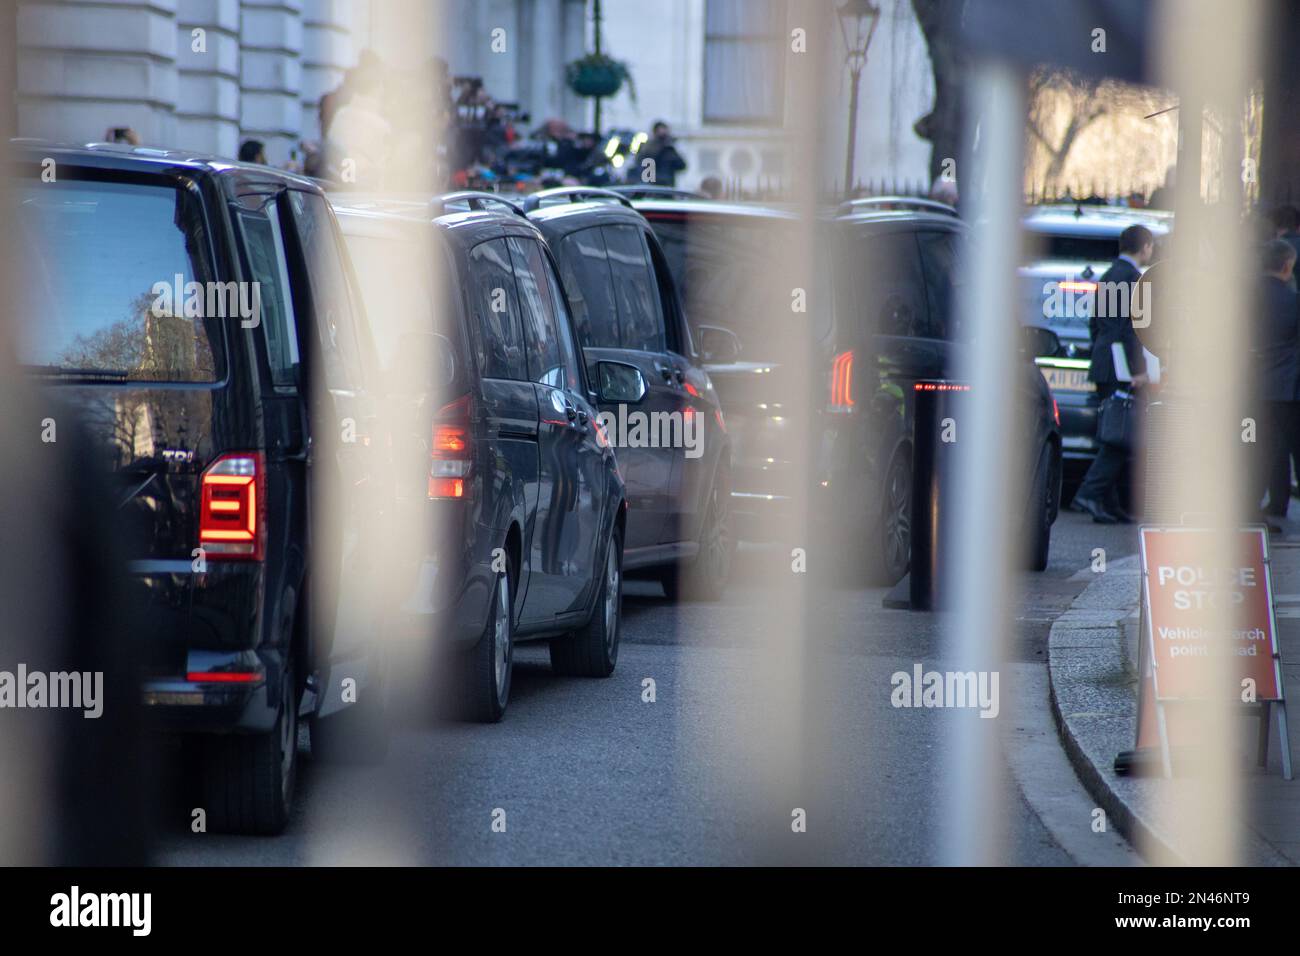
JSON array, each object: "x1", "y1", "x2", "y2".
[
  {"x1": 1052, "y1": 396, "x2": 1061, "y2": 427},
  {"x1": 186, "y1": 670, "x2": 262, "y2": 684},
  {"x1": 829, "y1": 349, "x2": 854, "y2": 411},
  {"x1": 199, "y1": 452, "x2": 264, "y2": 560},
  {"x1": 430, "y1": 395, "x2": 472, "y2": 499}
]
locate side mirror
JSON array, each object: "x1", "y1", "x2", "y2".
[
  {"x1": 697, "y1": 324, "x2": 742, "y2": 363},
  {"x1": 595, "y1": 360, "x2": 647, "y2": 404},
  {"x1": 391, "y1": 332, "x2": 455, "y2": 393},
  {"x1": 1020, "y1": 324, "x2": 1061, "y2": 359}
]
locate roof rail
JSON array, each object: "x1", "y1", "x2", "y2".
[
  {"x1": 837, "y1": 196, "x2": 958, "y2": 218},
  {"x1": 607, "y1": 185, "x2": 708, "y2": 202},
  {"x1": 521, "y1": 186, "x2": 633, "y2": 213},
  {"x1": 430, "y1": 190, "x2": 526, "y2": 218}
]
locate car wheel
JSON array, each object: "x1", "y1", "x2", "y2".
[
  {"x1": 199, "y1": 657, "x2": 298, "y2": 835},
  {"x1": 455, "y1": 558, "x2": 514, "y2": 722},
  {"x1": 551, "y1": 525, "x2": 623, "y2": 677},
  {"x1": 1025, "y1": 442, "x2": 1055, "y2": 572},
  {"x1": 872, "y1": 448, "x2": 912, "y2": 585},
  {"x1": 659, "y1": 468, "x2": 733, "y2": 601}
]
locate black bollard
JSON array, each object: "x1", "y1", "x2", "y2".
[{"x1": 909, "y1": 381, "x2": 969, "y2": 610}]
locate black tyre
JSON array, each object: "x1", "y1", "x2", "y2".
[
  {"x1": 199, "y1": 658, "x2": 298, "y2": 835},
  {"x1": 454, "y1": 558, "x2": 514, "y2": 722},
  {"x1": 869, "y1": 448, "x2": 912, "y2": 586},
  {"x1": 659, "y1": 469, "x2": 732, "y2": 601},
  {"x1": 551, "y1": 525, "x2": 623, "y2": 677},
  {"x1": 1025, "y1": 442, "x2": 1056, "y2": 572}
]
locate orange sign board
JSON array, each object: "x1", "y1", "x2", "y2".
[{"x1": 1139, "y1": 527, "x2": 1282, "y2": 702}]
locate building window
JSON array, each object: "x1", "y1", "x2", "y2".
[{"x1": 703, "y1": 0, "x2": 786, "y2": 125}]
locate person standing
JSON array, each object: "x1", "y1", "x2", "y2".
[
  {"x1": 1070, "y1": 224, "x2": 1155, "y2": 523},
  {"x1": 637, "y1": 121, "x2": 687, "y2": 187},
  {"x1": 1255, "y1": 239, "x2": 1300, "y2": 521}
]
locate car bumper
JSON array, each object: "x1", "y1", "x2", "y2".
[{"x1": 141, "y1": 648, "x2": 282, "y2": 734}]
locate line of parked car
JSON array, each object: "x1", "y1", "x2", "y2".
[{"x1": 14, "y1": 141, "x2": 1061, "y2": 834}]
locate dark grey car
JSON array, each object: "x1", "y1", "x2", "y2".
[
  {"x1": 333, "y1": 192, "x2": 629, "y2": 722},
  {"x1": 525, "y1": 188, "x2": 734, "y2": 600}
]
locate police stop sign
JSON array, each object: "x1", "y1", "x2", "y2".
[{"x1": 1139, "y1": 527, "x2": 1282, "y2": 701}]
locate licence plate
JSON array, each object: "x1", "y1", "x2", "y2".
[{"x1": 1040, "y1": 367, "x2": 1094, "y2": 392}]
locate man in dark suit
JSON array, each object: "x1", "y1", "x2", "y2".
[
  {"x1": 1255, "y1": 239, "x2": 1300, "y2": 519},
  {"x1": 1071, "y1": 224, "x2": 1155, "y2": 523}
]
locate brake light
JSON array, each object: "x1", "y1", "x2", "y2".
[
  {"x1": 186, "y1": 670, "x2": 262, "y2": 684},
  {"x1": 1052, "y1": 396, "x2": 1061, "y2": 426},
  {"x1": 430, "y1": 395, "x2": 472, "y2": 498},
  {"x1": 1058, "y1": 280, "x2": 1097, "y2": 293},
  {"x1": 199, "y1": 453, "x2": 264, "y2": 560},
  {"x1": 829, "y1": 350, "x2": 854, "y2": 411}
]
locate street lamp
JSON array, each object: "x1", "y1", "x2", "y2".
[{"x1": 838, "y1": 0, "x2": 881, "y2": 198}]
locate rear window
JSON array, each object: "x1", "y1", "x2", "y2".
[
  {"x1": 16, "y1": 177, "x2": 222, "y2": 382},
  {"x1": 1020, "y1": 272, "x2": 1093, "y2": 340},
  {"x1": 648, "y1": 213, "x2": 829, "y2": 348},
  {"x1": 341, "y1": 226, "x2": 458, "y2": 373},
  {"x1": 1032, "y1": 233, "x2": 1117, "y2": 262}
]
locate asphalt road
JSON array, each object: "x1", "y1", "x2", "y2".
[{"x1": 155, "y1": 509, "x2": 1141, "y2": 866}]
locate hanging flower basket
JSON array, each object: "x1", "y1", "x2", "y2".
[{"x1": 566, "y1": 53, "x2": 636, "y2": 101}]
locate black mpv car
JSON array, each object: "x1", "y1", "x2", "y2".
[
  {"x1": 524, "y1": 188, "x2": 734, "y2": 600},
  {"x1": 332, "y1": 192, "x2": 629, "y2": 722},
  {"x1": 13, "y1": 142, "x2": 392, "y2": 834},
  {"x1": 634, "y1": 195, "x2": 1062, "y2": 581}
]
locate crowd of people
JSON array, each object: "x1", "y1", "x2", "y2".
[
  {"x1": 217, "y1": 50, "x2": 696, "y2": 195},
  {"x1": 91, "y1": 52, "x2": 695, "y2": 195}
]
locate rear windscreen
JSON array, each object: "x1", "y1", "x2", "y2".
[
  {"x1": 340, "y1": 226, "x2": 461, "y2": 378},
  {"x1": 1034, "y1": 233, "x2": 1117, "y2": 262},
  {"x1": 648, "y1": 213, "x2": 831, "y2": 350},
  {"x1": 15, "y1": 177, "x2": 223, "y2": 382}
]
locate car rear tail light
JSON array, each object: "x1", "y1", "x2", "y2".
[
  {"x1": 199, "y1": 452, "x2": 264, "y2": 560},
  {"x1": 1052, "y1": 396, "x2": 1061, "y2": 427},
  {"x1": 1058, "y1": 280, "x2": 1097, "y2": 293},
  {"x1": 829, "y1": 350, "x2": 854, "y2": 411},
  {"x1": 186, "y1": 670, "x2": 263, "y2": 684},
  {"x1": 430, "y1": 395, "x2": 472, "y2": 499}
]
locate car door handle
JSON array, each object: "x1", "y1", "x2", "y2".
[{"x1": 564, "y1": 403, "x2": 588, "y2": 428}]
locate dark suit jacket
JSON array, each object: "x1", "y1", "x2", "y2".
[
  {"x1": 1255, "y1": 275, "x2": 1300, "y2": 402},
  {"x1": 1088, "y1": 257, "x2": 1146, "y2": 385}
]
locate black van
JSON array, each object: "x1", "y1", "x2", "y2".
[
  {"x1": 634, "y1": 195, "x2": 1062, "y2": 581},
  {"x1": 524, "y1": 188, "x2": 734, "y2": 600},
  {"x1": 13, "y1": 142, "x2": 391, "y2": 833},
  {"x1": 332, "y1": 192, "x2": 629, "y2": 722}
]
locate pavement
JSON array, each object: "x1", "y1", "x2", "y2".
[{"x1": 1049, "y1": 513, "x2": 1300, "y2": 865}]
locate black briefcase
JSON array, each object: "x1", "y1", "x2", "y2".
[{"x1": 1096, "y1": 390, "x2": 1137, "y2": 451}]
